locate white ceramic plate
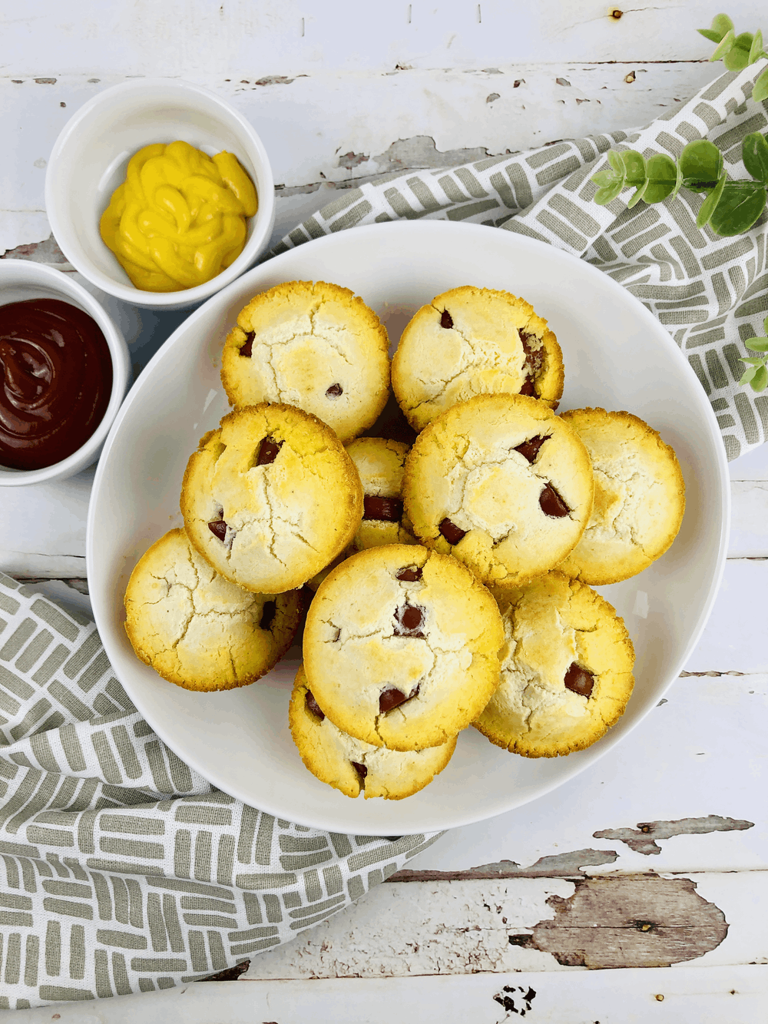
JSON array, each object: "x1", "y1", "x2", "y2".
[{"x1": 87, "y1": 221, "x2": 730, "y2": 835}]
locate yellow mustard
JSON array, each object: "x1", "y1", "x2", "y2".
[{"x1": 99, "y1": 141, "x2": 258, "y2": 292}]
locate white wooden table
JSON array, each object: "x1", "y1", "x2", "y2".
[{"x1": 1, "y1": 2, "x2": 767, "y2": 1020}]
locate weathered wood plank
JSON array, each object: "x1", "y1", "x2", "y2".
[
  {"x1": 528, "y1": 876, "x2": 728, "y2": 969},
  {"x1": 235, "y1": 871, "x2": 765, "y2": 980},
  {"x1": 729, "y1": 440, "x2": 768, "y2": 482},
  {"x1": 2, "y1": 965, "x2": 767, "y2": 1023},
  {"x1": 729, "y1": 482, "x2": 768, "y2": 557},
  {"x1": 0, "y1": 0, "x2": 740, "y2": 76},
  {"x1": 0, "y1": 467, "x2": 92, "y2": 579},
  {"x1": 413, "y1": 673, "x2": 767, "y2": 877},
  {"x1": 592, "y1": 817, "x2": 755, "y2": 857},
  {"x1": 683, "y1": 560, "x2": 768, "y2": 674},
  {"x1": 0, "y1": 59, "x2": 720, "y2": 252}
]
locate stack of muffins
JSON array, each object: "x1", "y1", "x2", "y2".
[{"x1": 124, "y1": 280, "x2": 686, "y2": 800}]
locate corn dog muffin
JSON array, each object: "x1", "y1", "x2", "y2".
[
  {"x1": 403, "y1": 394, "x2": 594, "y2": 589},
  {"x1": 220, "y1": 280, "x2": 390, "y2": 443},
  {"x1": 474, "y1": 572, "x2": 635, "y2": 757},
  {"x1": 181, "y1": 404, "x2": 363, "y2": 593},
  {"x1": 392, "y1": 285, "x2": 564, "y2": 432},
  {"x1": 290, "y1": 666, "x2": 456, "y2": 799},
  {"x1": 303, "y1": 544, "x2": 504, "y2": 751},
  {"x1": 346, "y1": 437, "x2": 417, "y2": 551},
  {"x1": 124, "y1": 529, "x2": 302, "y2": 690},
  {"x1": 556, "y1": 408, "x2": 686, "y2": 585}
]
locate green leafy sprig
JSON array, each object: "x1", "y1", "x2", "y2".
[
  {"x1": 739, "y1": 316, "x2": 768, "y2": 393},
  {"x1": 591, "y1": 134, "x2": 768, "y2": 235},
  {"x1": 591, "y1": 13, "x2": 768, "y2": 235},
  {"x1": 699, "y1": 13, "x2": 768, "y2": 102}
]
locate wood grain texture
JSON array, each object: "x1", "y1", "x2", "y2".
[
  {"x1": 238, "y1": 872, "x2": 765, "y2": 980},
  {"x1": 593, "y1": 817, "x2": 755, "y2": 856},
  {"x1": 529, "y1": 876, "x2": 728, "y2": 968}
]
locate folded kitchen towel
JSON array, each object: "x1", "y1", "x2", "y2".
[
  {"x1": 274, "y1": 61, "x2": 768, "y2": 461},
  {"x1": 0, "y1": 574, "x2": 440, "y2": 1009}
]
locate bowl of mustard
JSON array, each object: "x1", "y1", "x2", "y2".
[{"x1": 45, "y1": 79, "x2": 276, "y2": 312}]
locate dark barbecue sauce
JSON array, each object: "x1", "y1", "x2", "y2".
[{"x1": 0, "y1": 298, "x2": 112, "y2": 471}]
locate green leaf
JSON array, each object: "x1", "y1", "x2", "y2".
[
  {"x1": 711, "y1": 28, "x2": 736, "y2": 60},
  {"x1": 754, "y1": 67, "x2": 768, "y2": 104},
  {"x1": 591, "y1": 169, "x2": 619, "y2": 187},
  {"x1": 620, "y1": 150, "x2": 646, "y2": 187},
  {"x1": 594, "y1": 180, "x2": 625, "y2": 205},
  {"x1": 711, "y1": 13, "x2": 735, "y2": 37},
  {"x1": 724, "y1": 36, "x2": 752, "y2": 71},
  {"x1": 696, "y1": 173, "x2": 727, "y2": 228},
  {"x1": 607, "y1": 150, "x2": 625, "y2": 174},
  {"x1": 642, "y1": 154, "x2": 679, "y2": 203},
  {"x1": 680, "y1": 139, "x2": 723, "y2": 184},
  {"x1": 743, "y1": 133, "x2": 768, "y2": 183},
  {"x1": 748, "y1": 28, "x2": 764, "y2": 63},
  {"x1": 626, "y1": 179, "x2": 649, "y2": 209},
  {"x1": 739, "y1": 356, "x2": 768, "y2": 364},
  {"x1": 671, "y1": 159, "x2": 685, "y2": 200},
  {"x1": 745, "y1": 337, "x2": 768, "y2": 351},
  {"x1": 709, "y1": 181, "x2": 767, "y2": 235},
  {"x1": 698, "y1": 28, "x2": 723, "y2": 43},
  {"x1": 739, "y1": 366, "x2": 758, "y2": 384},
  {"x1": 752, "y1": 365, "x2": 768, "y2": 392}
]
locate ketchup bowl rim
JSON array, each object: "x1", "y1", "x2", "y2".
[
  {"x1": 0, "y1": 261, "x2": 130, "y2": 486},
  {"x1": 45, "y1": 78, "x2": 276, "y2": 312}
]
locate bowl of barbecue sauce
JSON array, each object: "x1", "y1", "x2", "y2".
[{"x1": 0, "y1": 261, "x2": 130, "y2": 485}]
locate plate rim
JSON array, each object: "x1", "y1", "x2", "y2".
[{"x1": 87, "y1": 219, "x2": 731, "y2": 834}]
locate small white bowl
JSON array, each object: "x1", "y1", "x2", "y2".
[
  {"x1": 45, "y1": 79, "x2": 276, "y2": 312},
  {"x1": 0, "y1": 261, "x2": 130, "y2": 486}
]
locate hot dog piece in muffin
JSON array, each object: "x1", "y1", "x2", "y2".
[
  {"x1": 304, "y1": 437, "x2": 417, "y2": 591},
  {"x1": 392, "y1": 286, "x2": 564, "y2": 432},
  {"x1": 181, "y1": 403, "x2": 363, "y2": 593},
  {"x1": 557, "y1": 408, "x2": 686, "y2": 585},
  {"x1": 403, "y1": 394, "x2": 594, "y2": 590},
  {"x1": 303, "y1": 544, "x2": 504, "y2": 751},
  {"x1": 474, "y1": 572, "x2": 635, "y2": 757},
  {"x1": 345, "y1": 437, "x2": 417, "y2": 551},
  {"x1": 221, "y1": 280, "x2": 390, "y2": 443},
  {"x1": 124, "y1": 529, "x2": 302, "y2": 691},
  {"x1": 290, "y1": 665, "x2": 456, "y2": 799}
]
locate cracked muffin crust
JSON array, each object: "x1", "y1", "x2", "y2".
[
  {"x1": 391, "y1": 285, "x2": 564, "y2": 432},
  {"x1": 556, "y1": 408, "x2": 686, "y2": 585},
  {"x1": 220, "y1": 280, "x2": 390, "y2": 443},
  {"x1": 345, "y1": 437, "x2": 417, "y2": 552},
  {"x1": 303, "y1": 544, "x2": 504, "y2": 751},
  {"x1": 403, "y1": 393, "x2": 594, "y2": 590},
  {"x1": 181, "y1": 403, "x2": 363, "y2": 593},
  {"x1": 474, "y1": 571, "x2": 635, "y2": 757},
  {"x1": 289, "y1": 665, "x2": 456, "y2": 799},
  {"x1": 124, "y1": 529, "x2": 303, "y2": 691}
]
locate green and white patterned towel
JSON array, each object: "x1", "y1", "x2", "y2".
[
  {"x1": 275, "y1": 62, "x2": 768, "y2": 460},
  {"x1": 0, "y1": 574, "x2": 439, "y2": 1009}
]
